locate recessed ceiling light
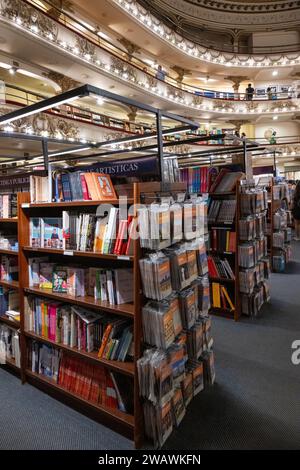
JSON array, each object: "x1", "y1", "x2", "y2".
[
  {"x1": 272, "y1": 70, "x2": 278, "y2": 76},
  {"x1": 273, "y1": 115, "x2": 278, "y2": 120}
]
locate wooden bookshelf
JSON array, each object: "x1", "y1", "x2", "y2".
[
  {"x1": 208, "y1": 182, "x2": 241, "y2": 321},
  {"x1": 17, "y1": 185, "x2": 143, "y2": 448}
]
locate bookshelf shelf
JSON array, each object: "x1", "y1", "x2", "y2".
[
  {"x1": 209, "y1": 249, "x2": 235, "y2": 256},
  {"x1": 0, "y1": 218, "x2": 18, "y2": 223},
  {"x1": 0, "y1": 279, "x2": 19, "y2": 289},
  {"x1": 0, "y1": 249, "x2": 18, "y2": 256},
  {"x1": 24, "y1": 287, "x2": 135, "y2": 318},
  {"x1": 0, "y1": 315, "x2": 20, "y2": 328},
  {"x1": 2, "y1": 357, "x2": 20, "y2": 373},
  {"x1": 22, "y1": 199, "x2": 134, "y2": 208},
  {"x1": 22, "y1": 247, "x2": 134, "y2": 262},
  {"x1": 24, "y1": 331, "x2": 134, "y2": 377},
  {"x1": 25, "y1": 369, "x2": 135, "y2": 430}
]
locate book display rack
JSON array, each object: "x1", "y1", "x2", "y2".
[
  {"x1": 238, "y1": 182, "x2": 271, "y2": 317},
  {"x1": 267, "y1": 178, "x2": 292, "y2": 272}
]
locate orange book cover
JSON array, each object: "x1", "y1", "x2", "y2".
[
  {"x1": 95, "y1": 173, "x2": 117, "y2": 200},
  {"x1": 83, "y1": 173, "x2": 100, "y2": 200},
  {"x1": 98, "y1": 324, "x2": 113, "y2": 358}
]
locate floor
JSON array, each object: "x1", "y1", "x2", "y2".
[{"x1": 0, "y1": 243, "x2": 300, "y2": 450}]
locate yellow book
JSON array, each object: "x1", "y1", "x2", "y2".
[
  {"x1": 221, "y1": 286, "x2": 235, "y2": 310},
  {"x1": 226, "y1": 231, "x2": 230, "y2": 251},
  {"x1": 212, "y1": 282, "x2": 221, "y2": 308}
]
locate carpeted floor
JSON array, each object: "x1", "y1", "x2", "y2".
[{"x1": 0, "y1": 244, "x2": 300, "y2": 450}]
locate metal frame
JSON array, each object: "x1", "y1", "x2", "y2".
[{"x1": 0, "y1": 84, "x2": 199, "y2": 181}]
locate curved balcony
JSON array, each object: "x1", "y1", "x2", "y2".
[
  {"x1": 110, "y1": 0, "x2": 300, "y2": 67},
  {"x1": 20, "y1": 0, "x2": 300, "y2": 100},
  {"x1": 0, "y1": 0, "x2": 299, "y2": 119}
]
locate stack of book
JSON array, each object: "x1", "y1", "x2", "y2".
[
  {"x1": 0, "y1": 235, "x2": 18, "y2": 251},
  {"x1": 28, "y1": 258, "x2": 133, "y2": 305},
  {"x1": 209, "y1": 229, "x2": 236, "y2": 252},
  {"x1": 0, "y1": 194, "x2": 17, "y2": 218},
  {"x1": 0, "y1": 287, "x2": 19, "y2": 316},
  {"x1": 25, "y1": 296, "x2": 133, "y2": 362},
  {"x1": 28, "y1": 343, "x2": 133, "y2": 413},
  {"x1": 30, "y1": 172, "x2": 117, "y2": 203}
]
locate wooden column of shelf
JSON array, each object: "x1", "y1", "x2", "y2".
[
  {"x1": 17, "y1": 187, "x2": 142, "y2": 446},
  {"x1": 208, "y1": 183, "x2": 241, "y2": 321}
]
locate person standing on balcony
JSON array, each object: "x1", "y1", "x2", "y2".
[
  {"x1": 269, "y1": 131, "x2": 277, "y2": 144},
  {"x1": 292, "y1": 181, "x2": 300, "y2": 240},
  {"x1": 156, "y1": 65, "x2": 166, "y2": 81},
  {"x1": 245, "y1": 83, "x2": 254, "y2": 100},
  {"x1": 267, "y1": 87, "x2": 273, "y2": 100}
]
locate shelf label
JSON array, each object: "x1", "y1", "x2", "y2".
[
  {"x1": 64, "y1": 250, "x2": 74, "y2": 256},
  {"x1": 22, "y1": 203, "x2": 30, "y2": 208},
  {"x1": 117, "y1": 255, "x2": 131, "y2": 261}
]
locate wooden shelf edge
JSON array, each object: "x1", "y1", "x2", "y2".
[
  {"x1": 22, "y1": 199, "x2": 134, "y2": 208},
  {"x1": 25, "y1": 369, "x2": 134, "y2": 428},
  {"x1": 23, "y1": 247, "x2": 134, "y2": 262},
  {"x1": 1, "y1": 357, "x2": 20, "y2": 372},
  {"x1": 0, "y1": 218, "x2": 18, "y2": 223},
  {"x1": 24, "y1": 287, "x2": 135, "y2": 318},
  {"x1": 24, "y1": 331, "x2": 134, "y2": 377},
  {"x1": 0, "y1": 249, "x2": 18, "y2": 256},
  {"x1": 0, "y1": 279, "x2": 19, "y2": 289},
  {"x1": 0, "y1": 315, "x2": 20, "y2": 328}
]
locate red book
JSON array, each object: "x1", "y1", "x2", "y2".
[
  {"x1": 114, "y1": 220, "x2": 127, "y2": 255},
  {"x1": 80, "y1": 174, "x2": 91, "y2": 200},
  {"x1": 229, "y1": 232, "x2": 236, "y2": 252}
]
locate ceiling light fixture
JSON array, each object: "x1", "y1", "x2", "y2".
[{"x1": 272, "y1": 70, "x2": 278, "y2": 76}]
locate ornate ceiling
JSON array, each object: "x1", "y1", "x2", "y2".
[{"x1": 137, "y1": 0, "x2": 300, "y2": 48}]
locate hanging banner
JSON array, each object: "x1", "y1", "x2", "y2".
[{"x1": 79, "y1": 155, "x2": 159, "y2": 178}]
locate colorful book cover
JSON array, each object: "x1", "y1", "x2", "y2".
[
  {"x1": 42, "y1": 218, "x2": 63, "y2": 249},
  {"x1": 53, "y1": 267, "x2": 68, "y2": 293}
]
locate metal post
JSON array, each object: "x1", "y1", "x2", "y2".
[
  {"x1": 156, "y1": 110, "x2": 166, "y2": 188},
  {"x1": 243, "y1": 139, "x2": 247, "y2": 173},
  {"x1": 42, "y1": 139, "x2": 52, "y2": 202},
  {"x1": 273, "y1": 150, "x2": 277, "y2": 176}
]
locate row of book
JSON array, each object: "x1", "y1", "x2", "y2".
[
  {"x1": 30, "y1": 211, "x2": 135, "y2": 256},
  {"x1": 209, "y1": 229, "x2": 236, "y2": 253},
  {"x1": 0, "y1": 255, "x2": 18, "y2": 282},
  {"x1": 142, "y1": 277, "x2": 211, "y2": 350},
  {"x1": 138, "y1": 199, "x2": 206, "y2": 250},
  {"x1": 208, "y1": 199, "x2": 236, "y2": 224},
  {"x1": 208, "y1": 255, "x2": 235, "y2": 280},
  {"x1": 29, "y1": 343, "x2": 133, "y2": 413},
  {"x1": 30, "y1": 172, "x2": 117, "y2": 203},
  {"x1": 25, "y1": 296, "x2": 133, "y2": 361},
  {"x1": 29, "y1": 258, "x2": 133, "y2": 305},
  {"x1": 139, "y1": 239, "x2": 208, "y2": 301},
  {"x1": 239, "y1": 214, "x2": 267, "y2": 241},
  {"x1": 179, "y1": 167, "x2": 209, "y2": 194},
  {"x1": 238, "y1": 238, "x2": 268, "y2": 268},
  {"x1": 273, "y1": 183, "x2": 290, "y2": 202},
  {"x1": 0, "y1": 324, "x2": 20, "y2": 368},
  {"x1": 273, "y1": 210, "x2": 288, "y2": 230},
  {"x1": 211, "y1": 282, "x2": 234, "y2": 311},
  {"x1": 138, "y1": 347, "x2": 215, "y2": 447},
  {"x1": 0, "y1": 194, "x2": 17, "y2": 219}
]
